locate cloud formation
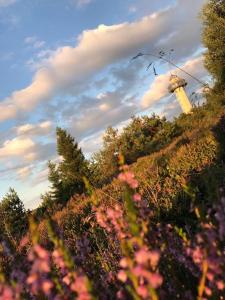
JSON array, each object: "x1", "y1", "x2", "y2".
[
  {"x1": 0, "y1": 0, "x2": 205, "y2": 122},
  {"x1": 0, "y1": 137, "x2": 36, "y2": 160},
  {"x1": 15, "y1": 121, "x2": 52, "y2": 136},
  {"x1": 25, "y1": 36, "x2": 46, "y2": 49}
]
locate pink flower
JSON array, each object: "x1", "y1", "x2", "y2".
[
  {"x1": 63, "y1": 274, "x2": 71, "y2": 286},
  {"x1": 149, "y1": 251, "x2": 160, "y2": 267},
  {"x1": 135, "y1": 248, "x2": 160, "y2": 266},
  {"x1": 119, "y1": 258, "x2": 128, "y2": 268},
  {"x1": 33, "y1": 245, "x2": 49, "y2": 260},
  {"x1": 135, "y1": 249, "x2": 151, "y2": 264},
  {"x1": 117, "y1": 270, "x2": 127, "y2": 283},
  {"x1": 70, "y1": 275, "x2": 91, "y2": 299},
  {"x1": 52, "y1": 249, "x2": 66, "y2": 270},
  {"x1": 148, "y1": 273, "x2": 163, "y2": 289},
  {"x1": 42, "y1": 280, "x2": 53, "y2": 295},
  {"x1": 192, "y1": 247, "x2": 203, "y2": 264},
  {"x1": 137, "y1": 286, "x2": 148, "y2": 298},
  {"x1": 216, "y1": 280, "x2": 224, "y2": 290},
  {"x1": 204, "y1": 286, "x2": 212, "y2": 296},
  {"x1": 118, "y1": 171, "x2": 138, "y2": 189},
  {"x1": 116, "y1": 290, "x2": 125, "y2": 299},
  {"x1": 26, "y1": 274, "x2": 38, "y2": 285},
  {"x1": 206, "y1": 272, "x2": 214, "y2": 281},
  {"x1": 33, "y1": 259, "x2": 50, "y2": 273},
  {"x1": 0, "y1": 286, "x2": 14, "y2": 300},
  {"x1": 133, "y1": 193, "x2": 141, "y2": 202},
  {"x1": 19, "y1": 236, "x2": 29, "y2": 249}
]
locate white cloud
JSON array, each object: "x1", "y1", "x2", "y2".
[
  {"x1": 0, "y1": 0, "x2": 205, "y2": 122},
  {"x1": 0, "y1": 0, "x2": 17, "y2": 7},
  {"x1": 0, "y1": 137, "x2": 36, "y2": 159},
  {"x1": 24, "y1": 36, "x2": 46, "y2": 49},
  {"x1": 17, "y1": 165, "x2": 33, "y2": 179},
  {"x1": 68, "y1": 89, "x2": 138, "y2": 140},
  {"x1": 141, "y1": 55, "x2": 207, "y2": 108},
  {"x1": 15, "y1": 121, "x2": 52, "y2": 136}
]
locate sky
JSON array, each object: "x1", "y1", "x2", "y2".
[{"x1": 0, "y1": 0, "x2": 209, "y2": 208}]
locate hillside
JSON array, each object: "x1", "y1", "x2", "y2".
[
  {"x1": 30, "y1": 95, "x2": 225, "y2": 299},
  {"x1": 0, "y1": 0, "x2": 225, "y2": 299}
]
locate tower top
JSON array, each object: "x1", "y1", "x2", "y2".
[{"x1": 168, "y1": 74, "x2": 187, "y2": 93}]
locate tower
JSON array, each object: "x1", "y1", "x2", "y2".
[{"x1": 168, "y1": 74, "x2": 192, "y2": 114}]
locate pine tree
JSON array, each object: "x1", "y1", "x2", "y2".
[
  {"x1": 90, "y1": 127, "x2": 119, "y2": 187},
  {"x1": 48, "y1": 128, "x2": 89, "y2": 204},
  {"x1": 0, "y1": 188, "x2": 28, "y2": 242},
  {"x1": 48, "y1": 161, "x2": 66, "y2": 203},
  {"x1": 202, "y1": 0, "x2": 225, "y2": 89}
]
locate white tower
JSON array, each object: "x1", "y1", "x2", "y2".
[{"x1": 168, "y1": 75, "x2": 192, "y2": 114}]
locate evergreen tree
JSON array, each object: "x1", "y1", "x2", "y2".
[
  {"x1": 48, "y1": 161, "x2": 66, "y2": 203},
  {"x1": 48, "y1": 128, "x2": 88, "y2": 204},
  {"x1": 202, "y1": 0, "x2": 225, "y2": 89},
  {"x1": 90, "y1": 127, "x2": 119, "y2": 187},
  {"x1": 90, "y1": 116, "x2": 180, "y2": 187},
  {"x1": 0, "y1": 188, "x2": 28, "y2": 242}
]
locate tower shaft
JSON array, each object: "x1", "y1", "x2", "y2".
[
  {"x1": 174, "y1": 87, "x2": 192, "y2": 114},
  {"x1": 168, "y1": 75, "x2": 192, "y2": 114}
]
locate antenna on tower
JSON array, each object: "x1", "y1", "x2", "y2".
[{"x1": 131, "y1": 50, "x2": 208, "y2": 88}]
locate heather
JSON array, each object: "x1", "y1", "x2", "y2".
[{"x1": 0, "y1": 1, "x2": 225, "y2": 299}]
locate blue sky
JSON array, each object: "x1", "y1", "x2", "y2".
[{"x1": 0, "y1": 0, "x2": 209, "y2": 208}]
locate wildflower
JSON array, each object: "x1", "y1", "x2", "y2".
[
  {"x1": 149, "y1": 251, "x2": 160, "y2": 267},
  {"x1": 41, "y1": 280, "x2": 53, "y2": 295},
  {"x1": 206, "y1": 272, "x2": 214, "y2": 281},
  {"x1": 33, "y1": 244, "x2": 50, "y2": 260},
  {"x1": 147, "y1": 273, "x2": 163, "y2": 289},
  {"x1": 70, "y1": 275, "x2": 91, "y2": 300},
  {"x1": 63, "y1": 274, "x2": 71, "y2": 286},
  {"x1": 133, "y1": 193, "x2": 141, "y2": 202},
  {"x1": 116, "y1": 290, "x2": 125, "y2": 299},
  {"x1": 18, "y1": 236, "x2": 29, "y2": 249},
  {"x1": 118, "y1": 171, "x2": 138, "y2": 189},
  {"x1": 192, "y1": 247, "x2": 204, "y2": 264},
  {"x1": 119, "y1": 258, "x2": 128, "y2": 268},
  {"x1": 135, "y1": 248, "x2": 160, "y2": 267},
  {"x1": 135, "y1": 248, "x2": 151, "y2": 264},
  {"x1": 204, "y1": 286, "x2": 212, "y2": 296},
  {"x1": 0, "y1": 285, "x2": 14, "y2": 300},
  {"x1": 27, "y1": 273, "x2": 38, "y2": 284},
  {"x1": 117, "y1": 270, "x2": 127, "y2": 283},
  {"x1": 52, "y1": 249, "x2": 66, "y2": 270},
  {"x1": 216, "y1": 281, "x2": 224, "y2": 290},
  {"x1": 137, "y1": 286, "x2": 148, "y2": 298}
]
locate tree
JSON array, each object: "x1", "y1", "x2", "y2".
[
  {"x1": 119, "y1": 115, "x2": 167, "y2": 163},
  {"x1": 202, "y1": 0, "x2": 225, "y2": 89},
  {"x1": 90, "y1": 127, "x2": 119, "y2": 187},
  {"x1": 0, "y1": 188, "x2": 28, "y2": 242},
  {"x1": 48, "y1": 128, "x2": 89, "y2": 204},
  {"x1": 90, "y1": 115, "x2": 181, "y2": 187}
]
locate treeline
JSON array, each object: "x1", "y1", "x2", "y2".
[{"x1": 36, "y1": 114, "x2": 182, "y2": 217}]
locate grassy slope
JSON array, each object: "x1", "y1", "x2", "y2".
[{"x1": 37, "y1": 99, "x2": 225, "y2": 244}]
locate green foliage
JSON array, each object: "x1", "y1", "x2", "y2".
[
  {"x1": 48, "y1": 128, "x2": 89, "y2": 205},
  {"x1": 90, "y1": 126, "x2": 119, "y2": 187},
  {"x1": 0, "y1": 188, "x2": 28, "y2": 243},
  {"x1": 90, "y1": 115, "x2": 182, "y2": 187},
  {"x1": 202, "y1": 0, "x2": 225, "y2": 89},
  {"x1": 35, "y1": 192, "x2": 55, "y2": 219}
]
